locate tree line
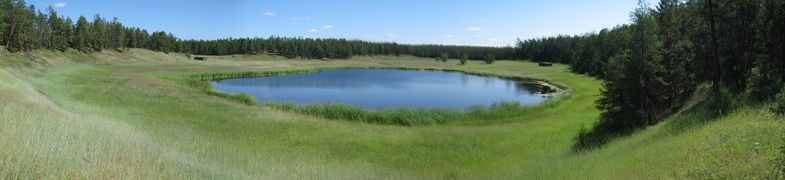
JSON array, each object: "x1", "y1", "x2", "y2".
[
  {"x1": 514, "y1": 0, "x2": 785, "y2": 150},
  {"x1": 0, "y1": 0, "x2": 179, "y2": 53},
  {"x1": 178, "y1": 37, "x2": 515, "y2": 60},
  {"x1": 0, "y1": 0, "x2": 511, "y2": 60}
]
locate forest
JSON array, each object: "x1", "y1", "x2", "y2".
[
  {"x1": 0, "y1": 0, "x2": 513, "y2": 60},
  {"x1": 2, "y1": 0, "x2": 784, "y2": 150},
  {"x1": 515, "y1": 0, "x2": 785, "y2": 149}
]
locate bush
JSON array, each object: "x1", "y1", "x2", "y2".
[
  {"x1": 483, "y1": 53, "x2": 495, "y2": 64},
  {"x1": 707, "y1": 87, "x2": 737, "y2": 117},
  {"x1": 439, "y1": 52, "x2": 449, "y2": 62},
  {"x1": 459, "y1": 53, "x2": 468, "y2": 65},
  {"x1": 772, "y1": 88, "x2": 785, "y2": 115}
]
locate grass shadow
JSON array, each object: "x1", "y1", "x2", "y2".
[{"x1": 571, "y1": 98, "x2": 721, "y2": 153}]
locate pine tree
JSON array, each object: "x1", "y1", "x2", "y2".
[
  {"x1": 656, "y1": 0, "x2": 695, "y2": 113},
  {"x1": 107, "y1": 17, "x2": 125, "y2": 51},
  {"x1": 596, "y1": 4, "x2": 666, "y2": 130},
  {"x1": 4, "y1": 0, "x2": 34, "y2": 52},
  {"x1": 0, "y1": 0, "x2": 9, "y2": 46},
  {"x1": 74, "y1": 15, "x2": 91, "y2": 51},
  {"x1": 47, "y1": 6, "x2": 68, "y2": 51},
  {"x1": 483, "y1": 53, "x2": 495, "y2": 64},
  {"x1": 90, "y1": 14, "x2": 107, "y2": 51}
]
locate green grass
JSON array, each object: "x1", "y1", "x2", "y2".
[{"x1": 1, "y1": 49, "x2": 784, "y2": 179}]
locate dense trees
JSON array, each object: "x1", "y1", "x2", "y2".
[
  {"x1": 596, "y1": 6, "x2": 666, "y2": 131},
  {"x1": 177, "y1": 37, "x2": 515, "y2": 60},
  {"x1": 0, "y1": 0, "x2": 512, "y2": 60},
  {"x1": 517, "y1": 0, "x2": 785, "y2": 150},
  {"x1": 73, "y1": 16, "x2": 90, "y2": 51},
  {"x1": 459, "y1": 53, "x2": 468, "y2": 65}
]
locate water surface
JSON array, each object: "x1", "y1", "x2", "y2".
[{"x1": 212, "y1": 69, "x2": 553, "y2": 109}]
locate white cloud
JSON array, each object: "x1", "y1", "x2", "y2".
[
  {"x1": 54, "y1": 2, "x2": 66, "y2": 8},
  {"x1": 320, "y1": 25, "x2": 333, "y2": 29},
  {"x1": 486, "y1": 38, "x2": 499, "y2": 43},
  {"x1": 442, "y1": 35, "x2": 454, "y2": 39},
  {"x1": 466, "y1": 27, "x2": 483, "y2": 32},
  {"x1": 365, "y1": 35, "x2": 378, "y2": 39},
  {"x1": 307, "y1": 29, "x2": 318, "y2": 32},
  {"x1": 291, "y1": 17, "x2": 311, "y2": 21},
  {"x1": 263, "y1": 11, "x2": 276, "y2": 16},
  {"x1": 387, "y1": 33, "x2": 397, "y2": 40}
]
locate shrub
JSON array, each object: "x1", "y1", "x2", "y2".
[
  {"x1": 459, "y1": 53, "x2": 468, "y2": 65},
  {"x1": 707, "y1": 87, "x2": 737, "y2": 117},
  {"x1": 483, "y1": 53, "x2": 495, "y2": 64},
  {"x1": 772, "y1": 87, "x2": 785, "y2": 115},
  {"x1": 439, "y1": 52, "x2": 449, "y2": 62}
]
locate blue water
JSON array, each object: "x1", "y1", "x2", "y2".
[{"x1": 211, "y1": 69, "x2": 551, "y2": 109}]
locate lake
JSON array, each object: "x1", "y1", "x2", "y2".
[{"x1": 211, "y1": 69, "x2": 554, "y2": 109}]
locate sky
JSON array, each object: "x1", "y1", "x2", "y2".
[{"x1": 27, "y1": 0, "x2": 654, "y2": 47}]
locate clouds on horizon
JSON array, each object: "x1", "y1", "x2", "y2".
[{"x1": 54, "y1": 2, "x2": 66, "y2": 8}]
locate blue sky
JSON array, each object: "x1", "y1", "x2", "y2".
[{"x1": 27, "y1": 0, "x2": 653, "y2": 47}]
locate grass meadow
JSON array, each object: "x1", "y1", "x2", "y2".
[{"x1": 0, "y1": 49, "x2": 783, "y2": 179}]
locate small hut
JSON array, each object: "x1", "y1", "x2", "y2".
[
  {"x1": 538, "y1": 62, "x2": 553, "y2": 67},
  {"x1": 194, "y1": 56, "x2": 207, "y2": 61}
]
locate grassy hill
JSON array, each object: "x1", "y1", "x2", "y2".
[{"x1": 1, "y1": 49, "x2": 783, "y2": 179}]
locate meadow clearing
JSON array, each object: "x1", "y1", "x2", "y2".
[{"x1": 0, "y1": 49, "x2": 783, "y2": 179}]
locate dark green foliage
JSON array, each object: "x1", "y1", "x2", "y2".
[
  {"x1": 74, "y1": 16, "x2": 90, "y2": 51},
  {"x1": 656, "y1": 0, "x2": 696, "y2": 111},
  {"x1": 511, "y1": 0, "x2": 785, "y2": 150},
  {"x1": 439, "y1": 52, "x2": 449, "y2": 62},
  {"x1": 90, "y1": 14, "x2": 106, "y2": 51},
  {"x1": 772, "y1": 88, "x2": 785, "y2": 115},
  {"x1": 47, "y1": 7, "x2": 69, "y2": 51},
  {"x1": 1, "y1": 1, "x2": 513, "y2": 60},
  {"x1": 459, "y1": 53, "x2": 468, "y2": 65},
  {"x1": 107, "y1": 17, "x2": 125, "y2": 51},
  {"x1": 178, "y1": 37, "x2": 515, "y2": 60},
  {"x1": 706, "y1": 86, "x2": 737, "y2": 116},
  {"x1": 483, "y1": 53, "x2": 495, "y2": 64}
]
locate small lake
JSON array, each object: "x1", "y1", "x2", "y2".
[{"x1": 211, "y1": 69, "x2": 554, "y2": 109}]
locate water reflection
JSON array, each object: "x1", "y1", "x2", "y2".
[{"x1": 212, "y1": 69, "x2": 552, "y2": 109}]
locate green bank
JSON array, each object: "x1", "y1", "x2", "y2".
[{"x1": 1, "y1": 49, "x2": 783, "y2": 179}]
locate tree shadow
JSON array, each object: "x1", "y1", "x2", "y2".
[{"x1": 571, "y1": 100, "x2": 720, "y2": 153}]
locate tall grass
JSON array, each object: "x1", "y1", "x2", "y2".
[
  {"x1": 162, "y1": 68, "x2": 320, "y2": 106},
  {"x1": 264, "y1": 101, "x2": 555, "y2": 126}
]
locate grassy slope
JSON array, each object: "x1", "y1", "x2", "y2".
[{"x1": 0, "y1": 49, "x2": 783, "y2": 179}]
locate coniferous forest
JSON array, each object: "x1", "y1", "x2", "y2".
[
  {"x1": 0, "y1": 0, "x2": 514, "y2": 60},
  {"x1": 2, "y1": 0, "x2": 785, "y2": 151},
  {"x1": 515, "y1": 0, "x2": 785, "y2": 149}
]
